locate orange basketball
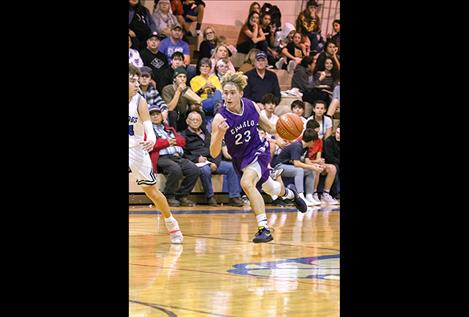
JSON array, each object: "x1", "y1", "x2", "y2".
[{"x1": 276, "y1": 113, "x2": 304, "y2": 141}]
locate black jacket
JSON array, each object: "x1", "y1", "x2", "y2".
[
  {"x1": 323, "y1": 135, "x2": 340, "y2": 166},
  {"x1": 181, "y1": 127, "x2": 222, "y2": 167}
]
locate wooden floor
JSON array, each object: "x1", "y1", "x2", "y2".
[{"x1": 129, "y1": 204, "x2": 340, "y2": 317}]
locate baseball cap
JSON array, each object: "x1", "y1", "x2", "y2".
[
  {"x1": 140, "y1": 66, "x2": 152, "y2": 76},
  {"x1": 171, "y1": 24, "x2": 183, "y2": 31},
  {"x1": 173, "y1": 66, "x2": 187, "y2": 79},
  {"x1": 255, "y1": 51, "x2": 268, "y2": 60},
  {"x1": 148, "y1": 105, "x2": 162, "y2": 113},
  {"x1": 147, "y1": 31, "x2": 162, "y2": 40}
]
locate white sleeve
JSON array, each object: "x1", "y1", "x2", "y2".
[{"x1": 142, "y1": 120, "x2": 156, "y2": 143}]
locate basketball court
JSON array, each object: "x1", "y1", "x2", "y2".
[{"x1": 129, "y1": 204, "x2": 340, "y2": 316}]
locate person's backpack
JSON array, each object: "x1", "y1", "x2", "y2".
[{"x1": 261, "y1": 3, "x2": 282, "y2": 29}]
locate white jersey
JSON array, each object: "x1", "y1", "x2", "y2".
[{"x1": 129, "y1": 93, "x2": 144, "y2": 148}]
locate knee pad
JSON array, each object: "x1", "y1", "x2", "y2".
[{"x1": 261, "y1": 177, "x2": 282, "y2": 196}]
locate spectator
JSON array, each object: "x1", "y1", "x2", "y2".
[
  {"x1": 162, "y1": 66, "x2": 203, "y2": 131},
  {"x1": 190, "y1": 58, "x2": 223, "y2": 131},
  {"x1": 149, "y1": 105, "x2": 200, "y2": 207},
  {"x1": 139, "y1": 66, "x2": 169, "y2": 123},
  {"x1": 139, "y1": 31, "x2": 169, "y2": 85},
  {"x1": 155, "y1": 51, "x2": 186, "y2": 94},
  {"x1": 259, "y1": 12, "x2": 281, "y2": 67},
  {"x1": 290, "y1": 100, "x2": 307, "y2": 126},
  {"x1": 238, "y1": 48, "x2": 260, "y2": 74},
  {"x1": 182, "y1": 110, "x2": 243, "y2": 206},
  {"x1": 316, "y1": 40, "x2": 340, "y2": 72},
  {"x1": 154, "y1": 0, "x2": 186, "y2": 30},
  {"x1": 236, "y1": 11, "x2": 268, "y2": 54},
  {"x1": 271, "y1": 129, "x2": 322, "y2": 206},
  {"x1": 327, "y1": 19, "x2": 340, "y2": 55},
  {"x1": 158, "y1": 24, "x2": 191, "y2": 66},
  {"x1": 291, "y1": 55, "x2": 330, "y2": 106},
  {"x1": 259, "y1": 93, "x2": 288, "y2": 160},
  {"x1": 304, "y1": 120, "x2": 339, "y2": 205},
  {"x1": 152, "y1": 0, "x2": 180, "y2": 39},
  {"x1": 129, "y1": 0, "x2": 157, "y2": 51},
  {"x1": 305, "y1": 100, "x2": 332, "y2": 140},
  {"x1": 249, "y1": 2, "x2": 261, "y2": 14},
  {"x1": 296, "y1": 0, "x2": 324, "y2": 52},
  {"x1": 210, "y1": 44, "x2": 236, "y2": 75},
  {"x1": 129, "y1": 35, "x2": 144, "y2": 68},
  {"x1": 243, "y1": 51, "x2": 281, "y2": 103},
  {"x1": 214, "y1": 58, "x2": 230, "y2": 82},
  {"x1": 279, "y1": 32, "x2": 307, "y2": 73},
  {"x1": 198, "y1": 26, "x2": 218, "y2": 60},
  {"x1": 182, "y1": 0, "x2": 206, "y2": 36},
  {"x1": 314, "y1": 57, "x2": 340, "y2": 104},
  {"x1": 323, "y1": 126, "x2": 340, "y2": 200}
]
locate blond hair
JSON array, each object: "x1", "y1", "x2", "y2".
[{"x1": 220, "y1": 71, "x2": 248, "y2": 91}]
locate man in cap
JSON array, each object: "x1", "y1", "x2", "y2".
[
  {"x1": 148, "y1": 103, "x2": 200, "y2": 207},
  {"x1": 158, "y1": 24, "x2": 191, "y2": 65},
  {"x1": 139, "y1": 66, "x2": 169, "y2": 123},
  {"x1": 140, "y1": 31, "x2": 169, "y2": 84},
  {"x1": 162, "y1": 66, "x2": 203, "y2": 131},
  {"x1": 243, "y1": 51, "x2": 281, "y2": 104}
]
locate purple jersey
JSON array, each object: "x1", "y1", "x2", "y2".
[{"x1": 219, "y1": 98, "x2": 271, "y2": 184}]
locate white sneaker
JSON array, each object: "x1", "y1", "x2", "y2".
[
  {"x1": 299, "y1": 192, "x2": 315, "y2": 207},
  {"x1": 306, "y1": 194, "x2": 321, "y2": 206},
  {"x1": 313, "y1": 193, "x2": 320, "y2": 203},
  {"x1": 287, "y1": 60, "x2": 297, "y2": 73},
  {"x1": 165, "y1": 219, "x2": 184, "y2": 244},
  {"x1": 275, "y1": 57, "x2": 285, "y2": 70},
  {"x1": 321, "y1": 192, "x2": 340, "y2": 205}
]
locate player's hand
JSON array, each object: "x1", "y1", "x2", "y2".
[
  {"x1": 168, "y1": 139, "x2": 177, "y2": 146},
  {"x1": 140, "y1": 140, "x2": 155, "y2": 152},
  {"x1": 218, "y1": 118, "x2": 229, "y2": 135}
]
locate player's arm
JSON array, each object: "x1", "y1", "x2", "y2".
[
  {"x1": 254, "y1": 102, "x2": 277, "y2": 135},
  {"x1": 210, "y1": 113, "x2": 229, "y2": 158},
  {"x1": 138, "y1": 97, "x2": 156, "y2": 151}
]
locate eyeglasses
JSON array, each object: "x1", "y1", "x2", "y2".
[{"x1": 187, "y1": 118, "x2": 201, "y2": 122}]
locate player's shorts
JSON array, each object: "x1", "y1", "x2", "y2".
[
  {"x1": 234, "y1": 146, "x2": 271, "y2": 188},
  {"x1": 129, "y1": 146, "x2": 158, "y2": 187}
]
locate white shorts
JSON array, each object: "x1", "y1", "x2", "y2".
[
  {"x1": 242, "y1": 159, "x2": 261, "y2": 183},
  {"x1": 129, "y1": 146, "x2": 158, "y2": 186}
]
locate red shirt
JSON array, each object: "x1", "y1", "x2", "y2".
[{"x1": 307, "y1": 139, "x2": 323, "y2": 160}]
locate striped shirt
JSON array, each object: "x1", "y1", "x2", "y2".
[
  {"x1": 141, "y1": 85, "x2": 168, "y2": 112},
  {"x1": 152, "y1": 124, "x2": 184, "y2": 156}
]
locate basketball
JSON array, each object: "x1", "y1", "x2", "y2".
[{"x1": 276, "y1": 113, "x2": 304, "y2": 141}]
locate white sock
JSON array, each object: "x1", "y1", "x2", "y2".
[
  {"x1": 306, "y1": 193, "x2": 315, "y2": 201},
  {"x1": 282, "y1": 188, "x2": 294, "y2": 200},
  {"x1": 256, "y1": 213, "x2": 268, "y2": 229},
  {"x1": 164, "y1": 215, "x2": 176, "y2": 224}
]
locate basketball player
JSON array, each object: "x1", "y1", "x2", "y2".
[
  {"x1": 210, "y1": 71, "x2": 307, "y2": 243},
  {"x1": 129, "y1": 64, "x2": 183, "y2": 244}
]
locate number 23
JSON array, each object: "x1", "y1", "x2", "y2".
[{"x1": 235, "y1": 131, "x2": 251, "y2": 145}]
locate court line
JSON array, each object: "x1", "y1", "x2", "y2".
[
  {"x1": 129, "y1": 299, "x2": 234, "y2": 317},
  {"x1": 129, "y1": 207, "x2": 340, "y2": 215},
  {"x1": 129, "y1": 300, "x2": 177, "y2": 316},
  {"x1": 129, "y1": 263, "x2": 340, "y2": 287}
]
